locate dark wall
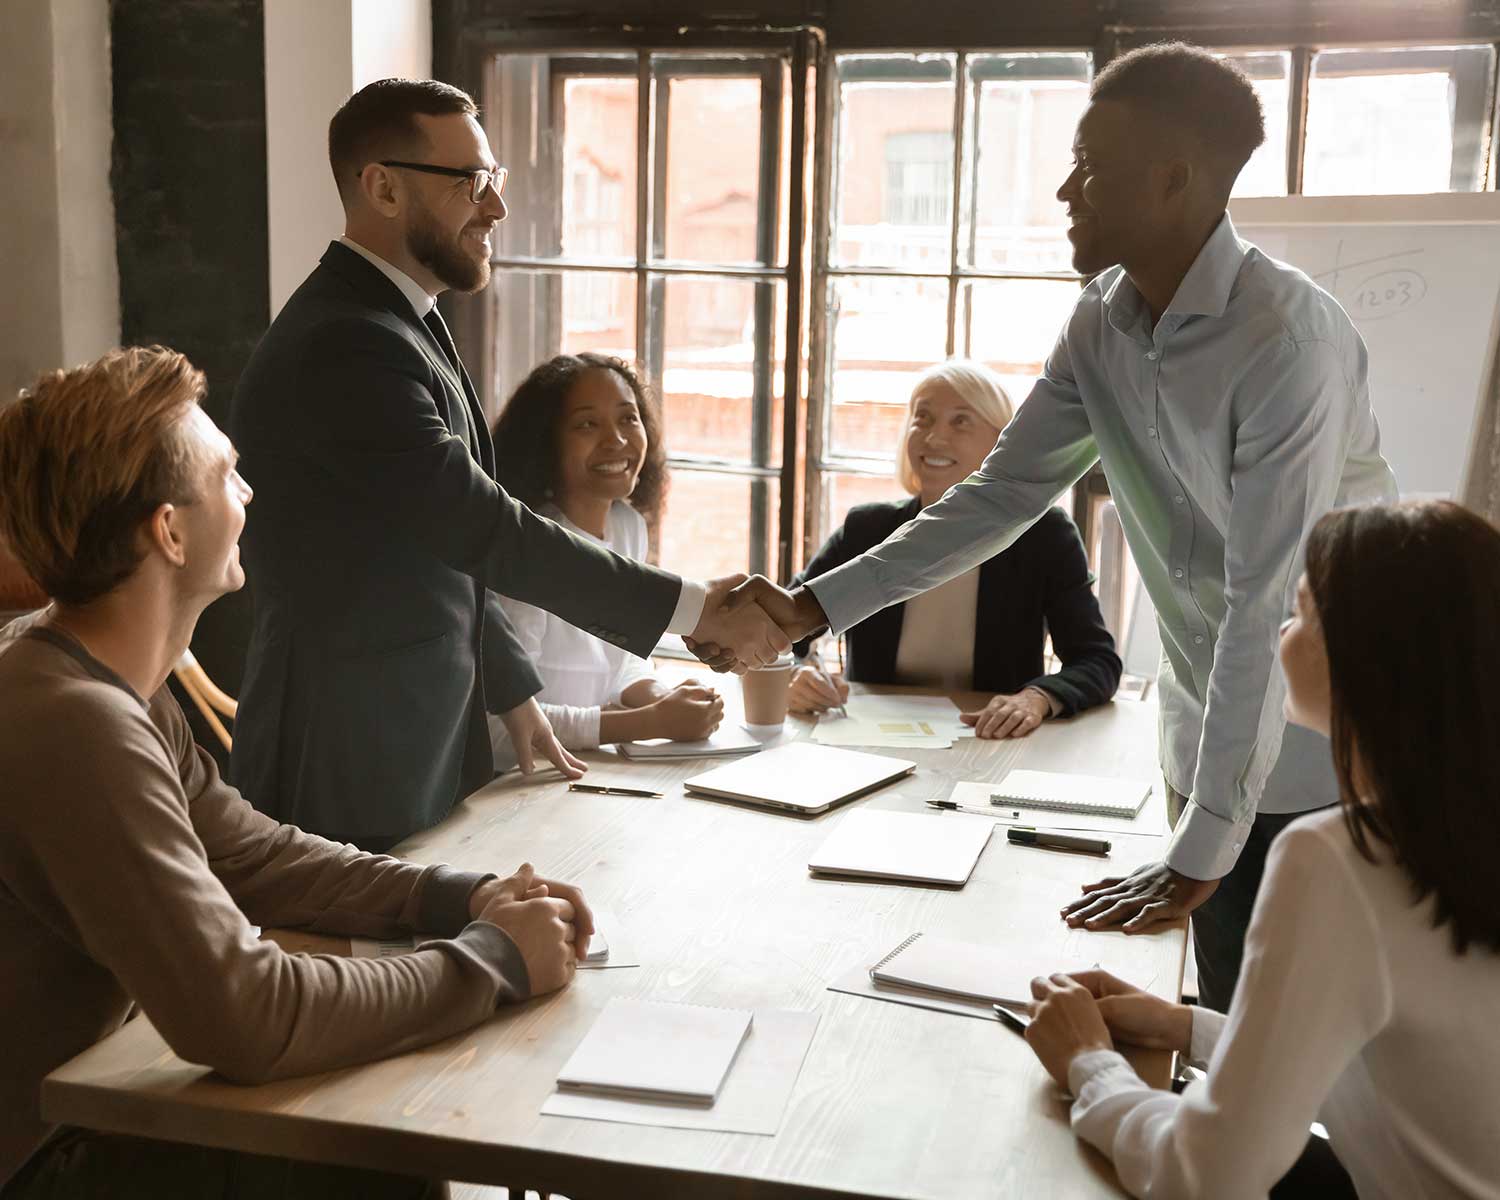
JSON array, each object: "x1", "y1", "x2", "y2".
[{"x1": 111, "y1": 0, "x2": 269, "y2": 763}]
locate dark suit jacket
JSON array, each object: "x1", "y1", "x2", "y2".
[
  {"x1": 793, "y1": 499, "x2": 1121, "y2": 716},
  {"x1": 228, "y1": 242, "x2": 680, "y2": 845}
]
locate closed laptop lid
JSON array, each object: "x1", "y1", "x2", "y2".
[{"x1": 685, "y1": 742, "x2": 915, "y2": 813}]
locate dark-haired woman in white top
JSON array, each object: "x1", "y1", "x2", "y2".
[{"x1": 1023, "y1": 499, "x2": 1500, "y2": 1199}]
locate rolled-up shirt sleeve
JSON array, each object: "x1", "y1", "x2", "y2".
[
  {"x1": 1167, "y1": 335, "x2": 1356, "y2": 880},
  {"x1": 807, "y1": 329, "x2": 1100, "y2": 637}
]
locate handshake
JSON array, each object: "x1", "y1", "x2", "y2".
[{"x1": 685, "y1": 575, "x2": 831, "y2": 673}]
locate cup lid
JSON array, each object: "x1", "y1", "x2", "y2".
[{"x1": 750, "y1": 652, "x2": 796, "y2": 670}]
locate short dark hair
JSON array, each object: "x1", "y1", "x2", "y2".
[
  {"x1": 493, "y1": 353, "x2": 669, "y2": 529},
  {"x1": 1091, "y1": 42, "x2": 1265, "y2": 179},
  {"x1": 327, "y1": 78, "x2": 478, "y2": 205},
  {"x1": 1305, "y1": 500, "x2": 1500, "y2": 954}
]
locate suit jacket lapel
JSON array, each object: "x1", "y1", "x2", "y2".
[{"x1": 319, "y1": 242, "x2": 473, "y2": 440}]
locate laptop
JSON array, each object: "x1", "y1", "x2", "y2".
[{"x1": 684, "y1": 742, "x2": 915, "y2": 815}]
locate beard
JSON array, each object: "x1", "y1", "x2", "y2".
[{"x1": 406, "y1": 200, "x2": 491, "y2": 294}]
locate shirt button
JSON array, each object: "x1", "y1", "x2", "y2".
[
  {"x1": 1174, "y1": 569, "x2": 1184, "y2": 578},
  {"x1": 1174, "y1": 495, "x2": 1185, "y2": 505},
  {"x1": 1147, "y1": 426, "x2": 1157, "y2": 437},
  {"x1": 1194, "y1": 635, "x2": 1204, "y2": 645},
  {"x1": 1146, "y1": 350, "x2": 1159, "y2": 361}
]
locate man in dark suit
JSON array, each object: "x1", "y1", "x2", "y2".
[{"x1": 229, "y1": 79, "x2": 786, "y2": 850}]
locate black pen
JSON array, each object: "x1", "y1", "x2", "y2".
[
  {"x1": 569, "y1": 782, "x2": 663, "y2": 798},
  {"x1": 1007, "y1": 827, "x2": 1111, "y2": 855},
  {"x1": 993, "y1": 1002, "x2": 1032, "y2": 1035}
]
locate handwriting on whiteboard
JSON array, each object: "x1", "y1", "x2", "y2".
[{"x1": 1311, "y1": 241, "x2": 1427, "y2": 322}]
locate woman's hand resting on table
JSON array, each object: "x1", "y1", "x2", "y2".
[
  {"x1": 1023, "y1": 968, "x2": 1193, "y2": 1087},
  {"x1": 787, "y1": 665, "x2": 849, "y2": 714},
  {"x1": 645, "y1": 679, "x2": 724, "y2": 741},
  {"x1": 961, "y1": 688, "x2": 1053, "y2": 739}
]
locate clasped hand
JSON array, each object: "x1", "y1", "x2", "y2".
[
  {"x1": 685, "y1": 575, "x2": 828, "y2": 673},
  {"x1": 1023, "y1": 969, "x2": 1193, "y2": 1088}
]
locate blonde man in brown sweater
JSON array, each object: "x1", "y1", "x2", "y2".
[{"x1": 0, "y1": 346, "x2": 594, "y2": 1198}]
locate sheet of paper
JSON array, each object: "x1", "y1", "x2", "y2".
[
  {"x1": 541, "y1": 1009, "x2": 820, "y2": 1135},
  {"x1": 812, "y1": 693, "x2": 975, "y2": 748},
  {"x1": 351, "y1": 906, "x2": 638, "y2": 969}
]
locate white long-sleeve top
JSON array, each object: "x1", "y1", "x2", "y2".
[
  {"x1": 487, "y1": 502, "x2": 656, "y2": 766},
  {"x1": 1065, "y1": 807, "x2": 1500, "y2": 1200}
]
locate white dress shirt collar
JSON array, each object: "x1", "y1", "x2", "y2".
[
  {"x1": 1102, "y1": 212, "x2": 1247, "y2": 336},
  {"x1": 337, "y1": 236, "x2": 437, "y2": 317}
]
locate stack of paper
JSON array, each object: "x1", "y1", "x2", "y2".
[
  {"x1": 556, "y1": 998, "x2": 753, "y2": 1105},
  {"x1": 812, "y1": 693, "x2": 971, "y2": 749}
]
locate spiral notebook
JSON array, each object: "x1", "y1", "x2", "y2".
[
  {"x1": 990, "y1": 769, "x2": 1150, "y2": 819},
  {"x1": 868, "y1": 931, "x2": 1034, "y2": 1009}
]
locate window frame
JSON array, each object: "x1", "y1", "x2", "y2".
[
  {"x1": 469, "y1": 30, "x2": 817, "y2": 580},
  {"x1": 806, "y1": 49, "x2": 1093, "y2": 563}
]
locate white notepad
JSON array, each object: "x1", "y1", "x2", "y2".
[
  {"x1": 868, "y1": 932, "x2": 1036, "y2": 1008},
  {"x1": 685, "y1": 742, "x2": 915, "y2": 815},
  {"x1": 618, "y1": 726, "x2": 764, "y2": 760},
  {"x1": 556, "y1": 998, "x2": 753, "y2": 1106},
  {"x1": 990, "y1": 769, "x2": 1151, "y2": 818},
  {"x1": 807, "y1": 810, "x2": 994, "y2": 885}
]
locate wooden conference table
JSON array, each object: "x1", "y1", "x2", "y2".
[{"x1": 45, "y1": 685, "x2": 1184, "y2": 1199}]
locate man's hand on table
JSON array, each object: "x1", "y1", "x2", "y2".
[
  {"x1": 470, "y1": 863, "x2": 595, "y2": 991},
  {"x1": 499, "y1": 696, "x2": 587, "y2": 779},
  {"x1": 1061, "y1": 860, "x2": 1219, "y2": 933},
  {"x1": 685, "y1": 576, "x2": 829, "y2": 672}
]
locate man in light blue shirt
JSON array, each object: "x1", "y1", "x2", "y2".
[{"x1": 735, "y1": 44, "x2": 1397, "y2": 1009}]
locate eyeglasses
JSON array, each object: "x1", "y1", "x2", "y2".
[{"x1": 378, "y1": 161, "x2": 508, "y2": 205}]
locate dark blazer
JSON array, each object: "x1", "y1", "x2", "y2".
[
  {"x1": 794, "y1": 499, "x2": 1121, "y2": 716},
  {"x1": 228, "y1": 242, "x2": 680, "y2": 846}
]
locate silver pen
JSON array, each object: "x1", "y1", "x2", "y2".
[{"x1": 807, "y1": 655, "x2": 848, "y2": 718}]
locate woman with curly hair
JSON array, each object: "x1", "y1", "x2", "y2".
[{"x1": 487, "y1": 352, "x2": 723, "y2": 763}]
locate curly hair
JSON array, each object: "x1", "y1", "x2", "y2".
[
  {"x1": 492, "y1": 352, "x2": 668, "y2": 526},
  {"x1": 1091, "y1": 42, "x2": 1266, "y2": 177}
]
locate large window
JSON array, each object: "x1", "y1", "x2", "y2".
[
  {"x1": 467, "y1": 27, "x2": 1500, "y2": 598},
  {"x1": 481, "y1": 47, "x2": 805, "y2": 583}
]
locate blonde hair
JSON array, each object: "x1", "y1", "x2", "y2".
[
  {"x1": 0, "y1": 346, "x2": 210, "y2": 605},
  {"x1": 896, "y1": 359, "x2": 1016, "y2": 495}
]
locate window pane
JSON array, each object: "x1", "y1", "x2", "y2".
[
  {"x1": 560, "y1": 75, "x2": 638, "y2": 260},
  {"x1": 827, "y1": 274, "x2": 949, "y2": 458},
  {"x1": 962, "y1": 53, "x2": 1090, "y2": 272},
  {"x1": 1218, "y1": 51, "x2": 1290, "y2": 198},
  {"x1": 815, "y1": 471, "x2": 906, "y2": 553},
  {"x1": 488, "y1": 54, "x2": 636, "y2": 260},
  {"x1": 832, "y1": 53, "x2": 957, "y2": 270},
  {"x1": 1305, "y1": 45, "x2": 1496, "y2": 195},
  {"x1": 959, "y1": 278, "x2": 1081, "y2": 404},
  {"x1": 663, "y1": 72, "x2": 779, "y2": 265},
  {"x1": 660, "y1": 276, "x2": 785, "y2": 464},
  {"x1": 657, "y1": 471, "x2": 779, "y2": 579},
  {"x1": 489, "y1": 269, "x2": 637, "y2": 413}
]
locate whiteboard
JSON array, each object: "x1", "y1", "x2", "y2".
[{"x1": 1231, "y1": 192, "x2": 1500, "y2": 498}]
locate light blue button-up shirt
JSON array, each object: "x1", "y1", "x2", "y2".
[{"x1": 808, "y1": 215, "x2": 1398, "y2": 880}]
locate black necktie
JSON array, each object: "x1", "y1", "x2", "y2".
[
  {"x1": 422, "y1": 308, "x2": 462, "y2": 374},
  {"x1": 422, "y1": 307, "x2": 479, "y2": 450}
]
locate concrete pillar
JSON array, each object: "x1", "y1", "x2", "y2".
[
  {"x1": 0, "y1": 0, "x2": 120, "y2": 398},
  {"x1": 263, "y1": 0, "x2": 431, "y2": 316}
]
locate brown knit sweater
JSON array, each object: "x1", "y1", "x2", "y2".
[{"x1": 0, "y1": 615, "x2": 530, "y2": 1184}]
